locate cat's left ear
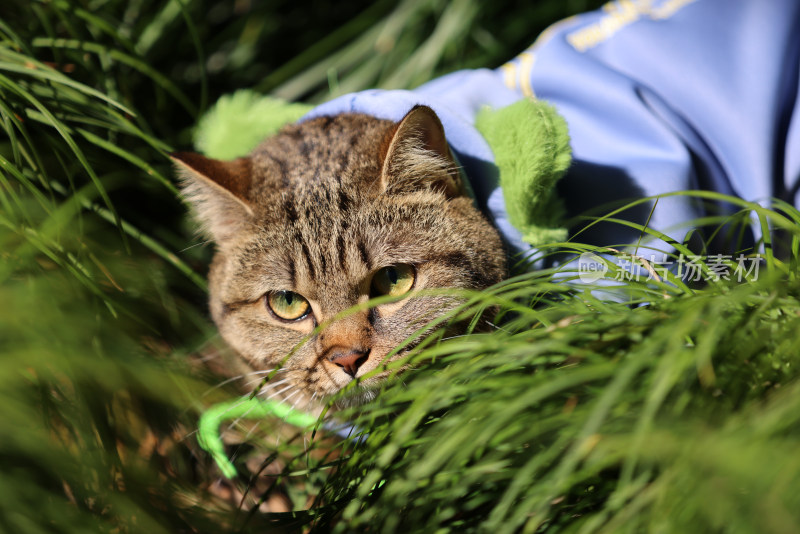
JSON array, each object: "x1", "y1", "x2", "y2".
[
  {"x1": 380, "y1": 105, "x2": 466, "y2": 198},
  {"x1": 170, "y1": 152, "x2": 254, "y2": 244}
]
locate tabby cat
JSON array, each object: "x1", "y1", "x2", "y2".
[{"x1": 173, "y1": 105, "x2": 506, "y2": 408}]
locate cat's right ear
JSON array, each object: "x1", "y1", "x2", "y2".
[
  {"x1": 379, "y1": 105, "x2": 465, "y2": 198},
  {"x1": 170, "y1": 152, "x2": 254, "y2": 244}
]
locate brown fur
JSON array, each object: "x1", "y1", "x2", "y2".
[{"x1": 173, "y1": 106, "x2": 506, "y2": 409}]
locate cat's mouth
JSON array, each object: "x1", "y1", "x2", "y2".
[
  {"x1": 327, "y1": 364, "x2": 412, "y2": 409},
  {"x1": 325, "y1": 351, "x2": 409, "y2": 392},
  {"x1": 310, "y1": 344, "x2": 419, "y2": 406},
  {"x1": 247, "y1": 344, "x2": 416, "y2": 411}
]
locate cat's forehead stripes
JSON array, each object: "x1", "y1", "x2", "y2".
[
  {"x1": 250, "y1": 115, "x2": 385, "y2": 195},
  {"x1": 290, "y1": 213, "x2": 370, "y2": 286}
]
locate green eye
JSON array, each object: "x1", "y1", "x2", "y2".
[
  {"x1": 267, "y1": 290, "x2": 310, "y2": 321},
  {"x1": 371, "y1": 264, "x2": 416, "y2": 297}
]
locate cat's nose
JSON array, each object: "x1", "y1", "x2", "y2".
[{"x1": 326, "y1": 348, "x2": 369, "y2": 378}]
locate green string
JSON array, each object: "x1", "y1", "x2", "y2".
[{"x1": 197, "y1": 397, "x2": 318, "y2": 478}]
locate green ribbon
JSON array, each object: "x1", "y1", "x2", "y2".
[{"x1": 198, "y1": 397, "x2": 318, "y2": 478}]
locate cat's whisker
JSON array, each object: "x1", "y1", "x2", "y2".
[
  {"x1": 178, "y1": 392, "x2": 266, "y2": 442},
  {"x1": 180, "y1": 371, "x2": 295, "y2": 441},
  {"x1": 238, "y1": 388, "x2": 304, "y2": 447},
  {"x1": 252, "y1": 380, "x2": 293, "y2": 400},
  {"x1": 265, "y1": 388, "x2": 303, "y2": 448},
  {"x1": 305, "y1": 392, "x2": 318, "y2": 410},
  {"x1": 438, "y1": 333, "x2": 470, "y2": 342},
  {"x1": 200, "y1": 369, "x2": 279, "y2": 397},
  {"x1": 239, "y1": 421, "x2": 261, "y2": 445},
  {"x1": 253, "y1": 376, "x2": 291, "y2": 388},
  {"x1": 247, "y1": 368, "x2": 302, "y2": 393},
  {"x1": 482, "y1": 319, "x2": 509, "y2": 332},
  {"x1": 179, "y1": 239, "x2": 213, "y2": 252},
  {"x1": 197, "y1": 350, "x2": 223, "y2": 363},
  {"x1": 179, "y1": 428, "x2": 199, "y2": 441},
  {"x1": 260, "y1": 383, "x2": 296, "y2": 401},
  {"x1": 289, "y1": 393, "x2": 310, "y2": 451},
  {"x1": 283, "y1": 389, "x2": 301, "y2": 407},
  {"x1": 245, "y1": 376, "x2": 290, "y2": 392},
  {"x1": 222, "y1": 401, "x2": 260, "y2": 437},
  {"x1": 193, "y1": 394, "x2": 265, "y2": 452},
  {"x1": 300, "y1": 392, "x2": 320, "y2": 452}
]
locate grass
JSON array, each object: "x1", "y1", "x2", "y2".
[{"x1": 2, "y1": 0, "x2": 799, "y2": 533}]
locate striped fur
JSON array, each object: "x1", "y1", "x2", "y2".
[{"x1": 175, "y1": 106, "x2": 506, "y2": 409}]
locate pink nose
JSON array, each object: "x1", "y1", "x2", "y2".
[{"x1": 327, "y1": 348, "x2": 369, "y2": 378}]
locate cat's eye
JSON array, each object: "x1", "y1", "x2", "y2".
[
  {"x1": 371, "y1": 264, "x2": 416, "y2": 297},
  {"x1": 266, "y1": 290, "x2": 311, "y2": 321}
]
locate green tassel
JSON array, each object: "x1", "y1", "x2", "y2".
[
  {"x1": 194, "y1": 90, "x2": 312, "y2": 159},
  {"x1": 475, "y1": 98, "x2": 572, "y2": 246},
  {"x1": 198, "y1": 397, "x2": 318, "y2": 478}
]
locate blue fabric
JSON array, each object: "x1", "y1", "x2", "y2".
[{"x1": 303, "y1": 0, "x2": 800, "y2": 256}]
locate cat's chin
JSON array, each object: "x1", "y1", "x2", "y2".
[
  {"x1": 322, "y1": 368, "x2": 409, "y2": 411},
  {"x1": 329, "y1": 388, "x2": 380, "y2": 410}
]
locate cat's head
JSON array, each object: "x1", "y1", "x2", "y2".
[{"x1": 173, "y1": 105, "x2": 506, "y2": 407}]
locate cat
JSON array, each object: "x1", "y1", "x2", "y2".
[{"x1": 172, "y1": 105, "x2": 506, "y2": 409}]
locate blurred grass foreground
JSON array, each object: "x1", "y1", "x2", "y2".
[{"x1": 2, "y1": 1, "x2": 800, "y2": 533}]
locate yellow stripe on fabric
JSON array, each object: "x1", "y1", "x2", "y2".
[
  {"x1": 501, "y1": 62, "x2": 517, "y2": 90},
  {"x1": 517, "y1": 51, "x2": 536, "y2": 98}
]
